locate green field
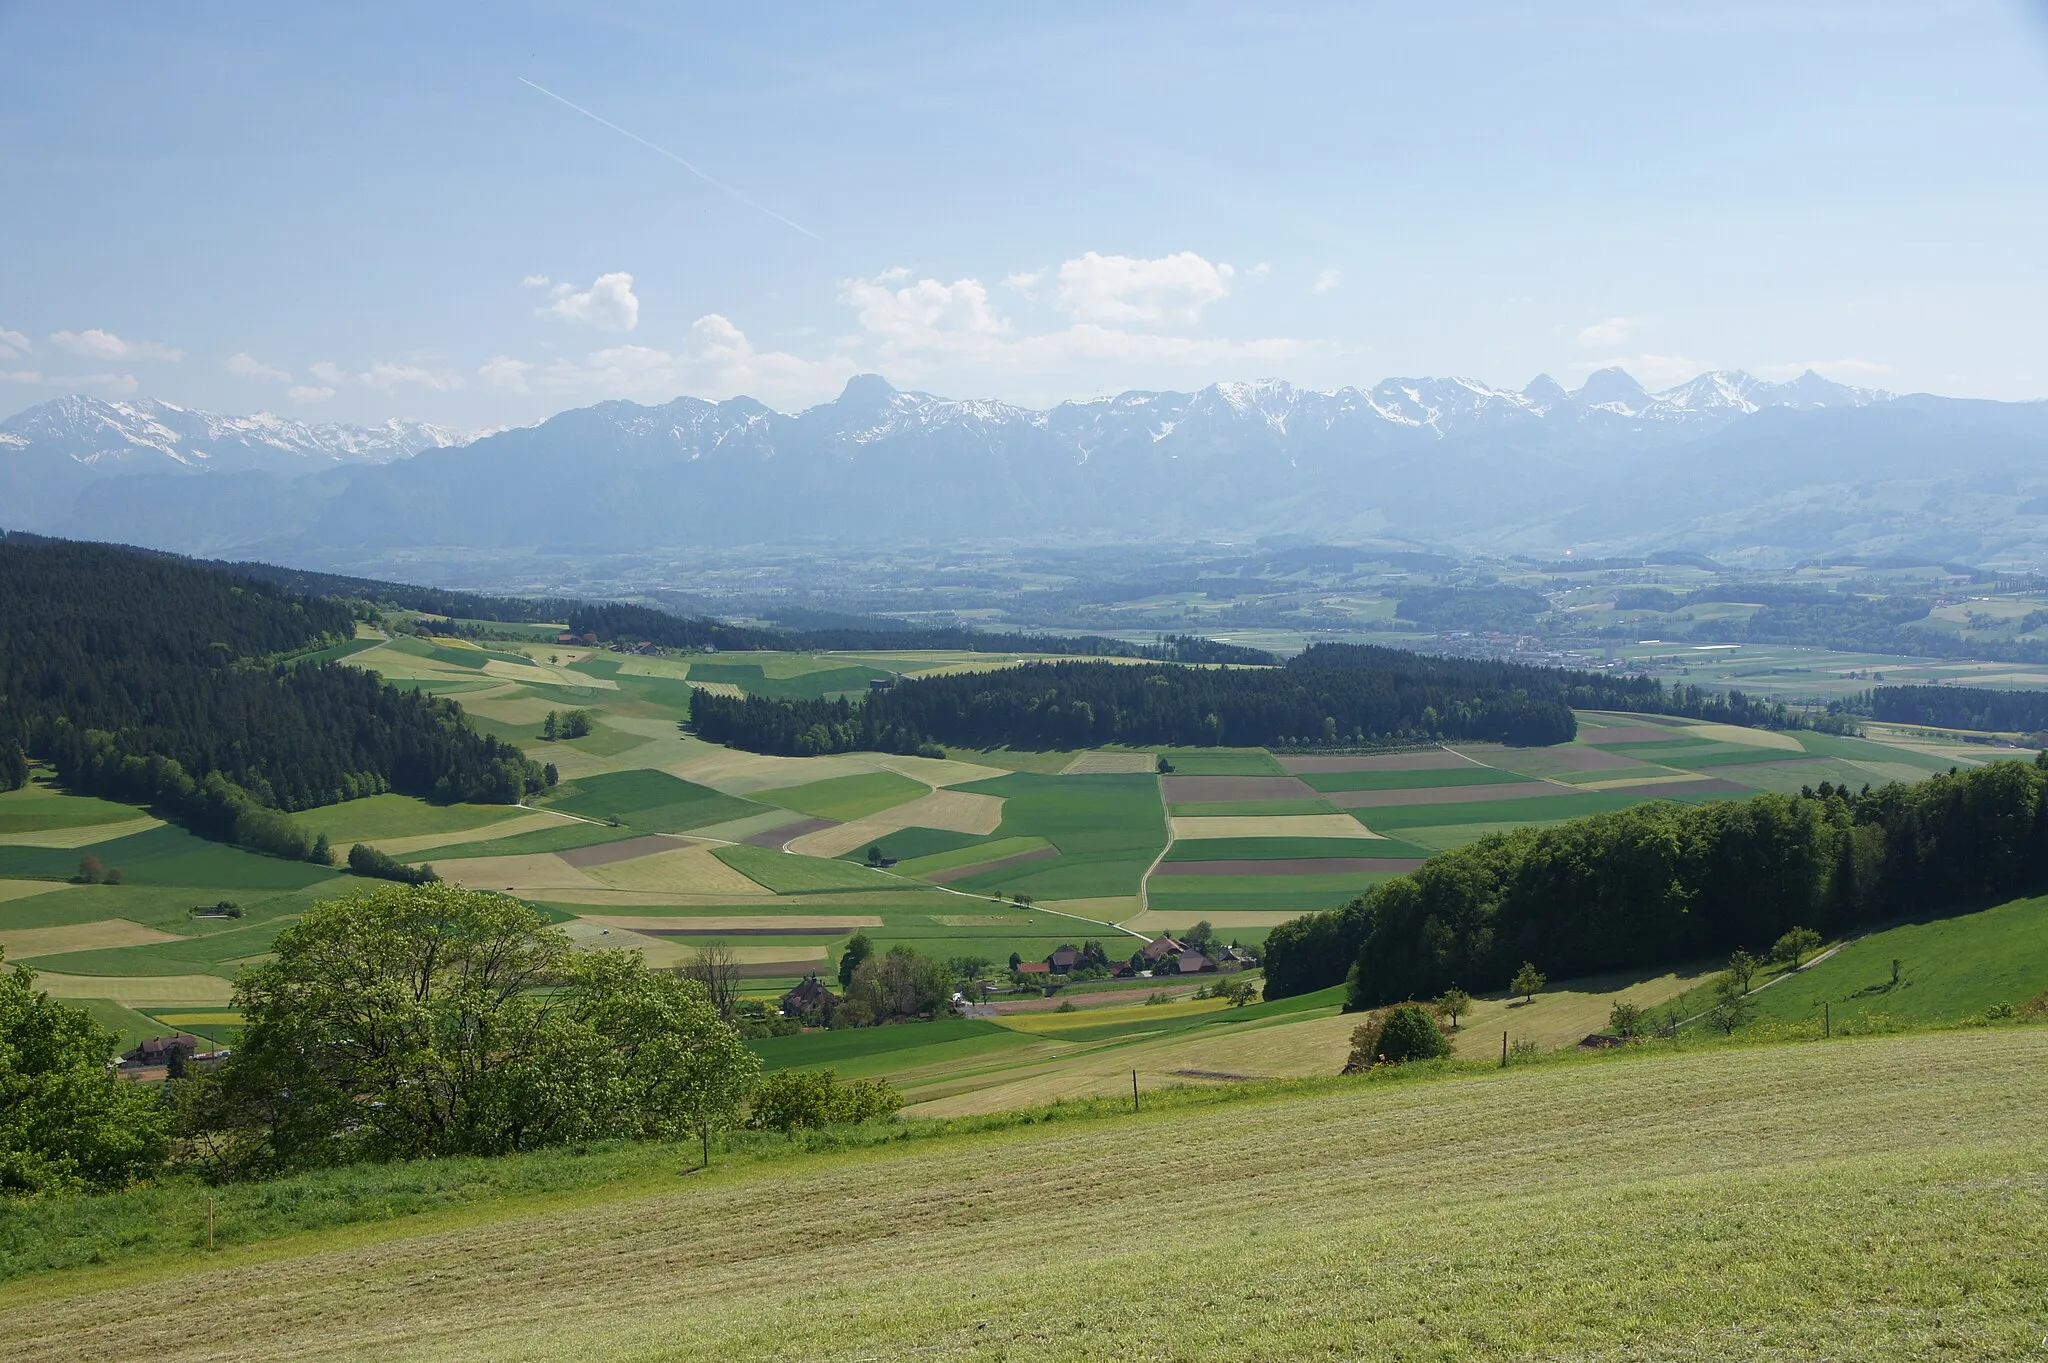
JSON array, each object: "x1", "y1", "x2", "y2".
[
  {"x1": 1166, "y1": 798, "x2": 1339, "y2": 816},
  {"x1": 1158, "y1": 747, "x2": 1286, "y2": 775},
  {"x1": 756, "y1": 771, "x2": 927, "y2": 821},
  {"x1": 4, "y1": 1030, "x2": 2045, "y2": 1358},
  {"x1": 1160, "y1": 835, "x2": 1433, "y2": 861},
  {"x1": 710, "y1": 844, "x2": 896, "y2": 894},
  {"x1": 944, "y1": 772, "x2": 1166, "y2": 900},
  {"x1": 541, "y1": 770, "x2": 763, "y2": 833},
  {"x1": 409, "y1": 819, "x2": 648, "y2": 861},
  {"x1": 289, "y1": 794, "x2": 525, "y2": 843},
  {"x1": 1741, "y1": 895, "x2": 2048, "y2": 1029},
  {"x1": 0, "y1": 825, "x2": 340, "y2": 890},
  {"x1": 1297, "y1": 765, "x2": 1538, "y2": 792}
]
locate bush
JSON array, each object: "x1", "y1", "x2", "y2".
[
  {"x1": 1342, "y1": 1002, "x2": 1449, "y2": 1071},
  {"x1": 746, "y1": 1069, "x2": 903, "y2": 1133}
]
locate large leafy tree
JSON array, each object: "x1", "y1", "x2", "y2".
[
  {"x1": 189, "y1": 884, "x2": 758, "y2": 1176},
  {"x1": 0, "y1": 953, "x2": 170, "y2": 1195}
]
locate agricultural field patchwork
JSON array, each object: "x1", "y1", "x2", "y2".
[{"x1": 4, "y1": 637, "x2": 2023, "y2": 1082}]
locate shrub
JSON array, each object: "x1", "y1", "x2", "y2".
[
  {"x1": 1342, "y1": 1002, "x2": 1449, "y2": 1072},
  {"x1": 746, "y1": 1069, "x2": 903, "y2": 1133}
]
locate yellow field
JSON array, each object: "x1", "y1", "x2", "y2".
[
  {"x1": 585, "y1": 847, "x2": 777, "y2": 896},
  {"x1": 481, "y1": 658, "x2": 616, "y2": 689},
  {"x1": 997, "y1": 995, "x2": 1233, "y2": 1034},
  {"x1": 1037, "y1": 896, "x2": 1141, "y2": 921},
  {"x1": 1120, "y1": 908, "x2": 1304, "y2": 932},
  {"x1": 1682, "y1": 722, "x2": 1806, "y2": 751},
  {"x1": 152, "y1": 1011, "x2": 244, "y2": 1026},
  {"x1": 874, "y1": 754, "x2": 1009, "y2": 787},
  {"x1": 665, "y1": 743, "x2": 891, "y2": 796},
  {"x1": 0, "y1": 919, "x2": 184, "y2": 957},
  {"x1": 1061, "y1": 751, "x2": 1158, "y2": 774},
  {"x1": 0, "y1": 815, "x2": 162, "y2": 848},
  {"x1": 438, "y1": 854, "x2": 604, "y2": 894},
  {"x1": 26, "y1": 971, "x2": 234, "y2": 1005},
  {"x1": 1169, "y1": 814, "x2": 1380, "y2": 840},
  {"x1": 577, "y1": 914, "x2": 882, "y2": 932},
  {"x1": 457, "y1": 693, "x2": 570, "y2": 725},
  {"x1": 1575, "y1": 771, "x2": 1724, "y2": 790},
  {"x1": 684, "y1": 680, "x2": 744, "y2": 698},
  {"x1": 786, "y1": 790, "x2": 1005, "y2": 859},
  {"x1": 1448, "y1": 964, "x2": 1715, "y2": 1059},
  {"x1": 351, "y1": 811, "x2": 569, "y2": 858},
  {"x1": 0, "y1": 880, "x2": 71, "y2": 905}
]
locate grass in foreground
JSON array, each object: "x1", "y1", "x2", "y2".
[{"x1": 4, "y1": 1028, "x2": 2046, "y2": 1360}]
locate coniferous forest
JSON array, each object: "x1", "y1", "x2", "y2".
[
  {"x1": 686, "y1": 643, "x2": 1821, "y2": 755},
  {"x1": 1261, "y1": 757, "x2": 2048, "y2": 1005},
  {"x1": 0, "y1": 539, "x2": 541, "y2": 858}
]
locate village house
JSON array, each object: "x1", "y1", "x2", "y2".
[
  {"x1": 780, "y1": 973, "x2": 838, "y2": 1019},
  {"x1": 1015, "y1": 961, "x2": 1051, "y2": 979},
  {"x1": 1175, "y1": 949, "x2": 1217, "y2": 975},
  {"x1": 1045, "y1": 944, "x2": 1082, "y2": 973},
  {"x1": 120, "y1": 1034, "x2": 197, "y2": 1068},
  {"x1": 1140, "y1": 934, "x2": 1183, "y2": 963}
]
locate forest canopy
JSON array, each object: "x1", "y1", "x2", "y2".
[
  {"x1": 0, "y1": 539, "x2": 543, "y2": 857},
  {"x1": 1262, "y1": 757, "x2": 2048, "y2": 1005}
]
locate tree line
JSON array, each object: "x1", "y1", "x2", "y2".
[
  {"x1": 687, "y1": 643, "x2": 1839, "y2": 756},
  {"x1": 565, "y1": 599, "x2": 1276, "y2": 665},
  {"x1": 1870, "y1": 684, "x2": 2048, "y2": 736},
  {"x1": 0, "y1": 539, "x2": 543, "y2": 859},
  {"x1": 1262, "y1": 756, "x2": 2048, "y2": 1006}
]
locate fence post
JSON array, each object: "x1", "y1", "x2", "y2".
[
  {"x1": 1824, "y1": 1003, "x2": 1830, "y2": 1039},
  {"x1": 207, "y1": 1193, "x2": 215, "y2": 1251},
  {"x1": 1132, "y1": 1070, "x2": 1139, "y2": 1113},
  {"x1": 1501, "y1": 1031, "x2": 1508, "y2": 1067}
]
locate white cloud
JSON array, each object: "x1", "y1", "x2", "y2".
[
  {"x1": 0, "y1": 327, "x2": 29, "y2": 359},
  {"x1": 1001, "y1": 270, "x2": 1045, "y2": 297},
  {"x1": 477, "y1": 356, "x2": 534, "y2": 394},
  {"x1": 843, "y1": 272, "x2": 1009, "y2": 353},
  {"x1": 1249, "y1": 262, "x2": 1272, "y2": 277},
  {"x1": 1576, "y1": 316, "x2": 1636, "y2": 347},
  {"x1": 308, "y1": 361, "x2": 347, "y2": 386},
  {"x1": 1055, "y1": 251, "x2": 1234, "y2": 326},
  {"x1": 538, "y1": 272, "x2": 640, "y2": 331},
  {"x1": 501, "y1": 314, "x2": 857, "y2": 409},
  {"x1": 288, "y1": 385, "x2": 335, "y2": 403},
  {"x1": 1572, "y1": 354, "x2": 1705, "y2": 388},
  {"x1": 520, "y1": 274, "x2": 551, "y2": 288},
  {"x1": 50, "y1": 328, "x2": 183, "y2": 361},
  {"x1": 1312, "y1": 268, "x2": 1342, "y2": 295},
  {"x1": 2, "y1": 368, "x2": 137, "y2": 393},
  {"x1": 226, "y1": 352, "x2": 292, "y2": 383},
  {"x1": 361, "y1": 360, "x2": 463, "y2": 392}
]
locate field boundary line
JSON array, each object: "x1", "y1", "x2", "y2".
[{"x1": 1134, "y1": 769, "x2": 1173, "y2": 924}]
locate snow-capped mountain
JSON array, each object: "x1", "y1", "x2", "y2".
[
  {"x1": 12, "y1": 366, "x2": 2047, "y2": 569},
  {"x1": 0, "y1": 396, "x2": 474, "y2": 475}
]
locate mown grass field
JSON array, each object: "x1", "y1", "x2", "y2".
[{"x1": 5, "y1": 1028, "x2": 2046, "y2": 1360}]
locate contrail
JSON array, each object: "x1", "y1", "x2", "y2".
[{"x1": 518, "y1": 77, "x2": 832, "y2": 247}]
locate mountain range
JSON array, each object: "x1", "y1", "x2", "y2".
[{"x1": 5, "y1": 369, "x2": 2048, "y2": 570}]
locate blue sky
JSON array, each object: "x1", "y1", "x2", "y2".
[{"x1": 4, "y1": 1, "x2": 2047, "y2": 426}]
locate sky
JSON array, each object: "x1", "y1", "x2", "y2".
[{"x1": 4, "y1": 1, "x2": 2048, "y2": 428}]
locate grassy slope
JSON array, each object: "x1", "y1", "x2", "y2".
[
  {"x1": 5, "y1": 1030, "x2": 2046, "y2": 1359},
  {"x1": 945, "y1": 772, "x2": 1166, "y2": 900}
]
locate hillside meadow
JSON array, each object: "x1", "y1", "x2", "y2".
[{"x1": 2, "y1": 1027, "x2": 2044, "y2": 1360}]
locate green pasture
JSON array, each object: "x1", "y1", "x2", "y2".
[
  {"x1": 1147, "y1": 875, "x2": 1388, "y2": 918},
  {"x1": 0, "y1": 785, "x2": 152, "y2": 834},
  {"x1": 0, "y1": 825, "x2": 342, "y2": 891},
  {"x1": 749, "y1": 1018, "x2": 1037, "y2": 1077},
  {"x1": 21, "y1": 916, "x2": 291, "y2": 978},
  {"x1": 943, "y1": 773, "x2": 1166, "y2": 900},
  {"x1": 894, "y1": 836, "x2": 1050, "y2": 878},
  {"x1": 1161, "y1": 835, "x2": 1433, "y2": 861},
  {"x1": 686, "y1": 660, "x2": 893, "y2": 700},
  {"x1": 289, "y1": 794, "x2": 524, "y2": 843},
  {"x1": 541, "y1": 770, "x2": 762, "y2": 833},
  {"x1": 1166, "y1": 799, "x2": 1338, "y2": 817},
  {"x1": 1740, "y1": 895, "x2": 2048, "y2": 1030},
  {"x1": 711, "y1": 845, "x2": 895, "y2": 894},
  {"x1": 757, "y1": 771, "x2": 927, "y2": 822},
  {"x1": 833, "y1": 827, "x2": 990, "y2": 864},
  {"x1": 1793, "y1": 730, "x2": 1963, "y2": 773},
  {"x1": 410, "y1": 819, "x2": 646, "y2": 861},
  {"x1": 1297, "y1": 765, "x2": 1536, "y2": 793},
  {"x1": 1359, "y1": 791, "x2": 1683, "y2": 832},
  {"x1": 1158, "y1": 748, "x2": 1285, "y2": 775}
]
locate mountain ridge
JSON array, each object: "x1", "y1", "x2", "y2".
[{"x1": 9, "y1": 368, "x2": 2048, "y2": 570}]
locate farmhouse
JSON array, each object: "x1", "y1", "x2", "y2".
[
  {"x1": 1015, "y1": 961, "x2": 1051, "y2": 978},
  {"x1": 1045, "y1": 944, "x2": 1082, "y2": 973},
  {"x1": 1175, "y1": 950, "x2": 1217, "y2": 975},
  {"x1": 120, "y1": 1035, "x2": 197, "y2": 1068},
  {"x1": 1141, "y1": 934, "x2": 1183, "y2": 963},
  {"x1": 780, "y1": 974, "x2": 839, "y2": 1019}
]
